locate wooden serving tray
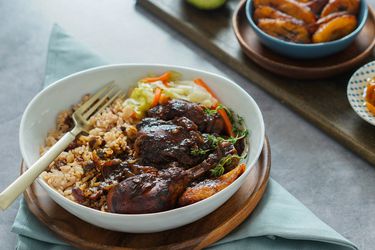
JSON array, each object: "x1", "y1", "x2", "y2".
[
  {"x1": 138, "y1": 0, "x2": 375, "y2": 166},
  {"x1": 23, "y1": 139, "x2": 271, "y2": 250}
]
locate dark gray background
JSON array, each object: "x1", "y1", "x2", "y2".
[{"x1": 1, "y1": 0, "x2": 374, "y2": 249}]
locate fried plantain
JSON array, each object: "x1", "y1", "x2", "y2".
[
  {"x1": 253, "y1": 5, "x2": 304, "y2": 24},
  {"x1": 304, "y1": 0, "x2": 329, "y2": 14},
  {"x1": 312, "y1": 15, "x2": 357, "y2": 43},
  {"x1": 321, "y1": 0, "x2": 359, "y2": 16},
  {"x1": 178, "y1": 164, "x2": 246, "y2": 207},
  {"x1": 308, "y1": 11, "x2": 347, "y2": 33},
  {"x1": 258, "y1": 18, "x2": 311, "y2": 43},
  {"x1": 253, "y1": 0, "x2": 316, "y2": 24},
  {"x1": 317, "y1": 11, "x2": 349, "y2": 24},
  {"x1": 365, "y1": 80, "x2": 375, "y2": 104}
]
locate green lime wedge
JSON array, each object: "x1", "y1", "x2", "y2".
[{"x1": 186, "y1": 0, "x2": 227, "y2": 10}]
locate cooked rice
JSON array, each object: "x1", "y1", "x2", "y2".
[{"x1": 41, "y1": 95, "x2": 137, "y2": 211}]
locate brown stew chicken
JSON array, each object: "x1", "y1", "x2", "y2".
[{"x1": 72, "y1": 99, "x2": 247, "y2": 214}]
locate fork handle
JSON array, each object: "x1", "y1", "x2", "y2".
[{"x1": 0, "y1": 131, "x2": 77, "y2": 210}]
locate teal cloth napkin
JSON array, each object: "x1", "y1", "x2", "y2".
[{"x1": 11, "y1": 24, "x2": 358, "y2": 250}]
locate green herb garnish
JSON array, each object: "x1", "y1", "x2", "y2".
[
  {"x1": 225, "y1": 129, "x2": 249, "y2": 144},
  {"x1": 210, "y1": 154, "x2": 242, "y2": 177},
  {"x1": 210, "y1": 164, "x2": 225, "y2": 177},
  {"x1": 206, "y1": 134, "x2": 220, "y2": 148},
  {"x1": 206, "y1": 129, "x2": 248, "y2": 148},
  {"x1": 204, "y1": 104, "x2": 223, "y2": 116},
  {"x1": 191, "y1": 148, "x2": 211, "y2": 156}
]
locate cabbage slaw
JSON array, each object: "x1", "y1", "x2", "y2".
[{"x1": 123, "y1": 73, "x2": 218, "y2": 118}]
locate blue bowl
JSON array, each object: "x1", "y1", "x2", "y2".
[{"x1": 245, "y1": 0, "x2": 368, "y2": 59}]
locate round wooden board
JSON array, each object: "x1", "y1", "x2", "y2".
[
  {"x1": 22, "y1": 138, "x2": 271, "y2": 250},
  {"x1": 232, "y1": 0, "x2": 375, "y2": 80}
]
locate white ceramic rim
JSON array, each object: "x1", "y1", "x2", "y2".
[
  {"x1": 19, "y1": 63, "x2": 265, "y2": 218},
  {"x1": 347, "y1": 60, "x2": 375, "y2": 126}
]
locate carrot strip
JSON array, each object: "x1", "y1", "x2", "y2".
[
  {"x1": 204, "y1": 89, "x2": 233, "y2": 136},
  {"x1": 194, "y1": 78, "x2": 218, "y2": 99},
  {"x1": 159, "y1": 93, "x2": 170, "y2": 104},
  {"x1": 151, "y1": 88, "x2": 162, "y2": 107},
  {"x1": 141, "y1": 72, "x2": 171, "y2": 84},
  {"x1": 218, "y1": 109, "x2": 234, "y2": 137},
  {"x1": 130, "y1": 111, "x2": 137, "y2": 119}
]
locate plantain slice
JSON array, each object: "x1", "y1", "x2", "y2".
[
  {"x1": 321, "y1": 0, "x2": 360, "y2": 17},
  {"x1": 253, "y1": 5, "x2": 304, "y2": 24},
  {"x1": 304, "y1": 0, "x2": 329, "y2": 14},
  {"x1": 312, "y1": 15, "x2": 357, "y2": 43},
  {"x1": 258, "y1": 18, "x2": 311, "y2": 43},
  {"x1": 253, "y1": 0, "x2": 316, "y2": 24},
  {"x1": 308, "y1": 11, "x2": 348, "y2": 33},
  {"x1": 316, "y1": 11, "x2": 349, "y2": 25}
]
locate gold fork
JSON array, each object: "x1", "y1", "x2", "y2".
[{"x1": 0, "y1": 81, "x2": 123, "y2": 210}]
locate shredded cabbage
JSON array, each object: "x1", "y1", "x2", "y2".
[
  {"x1": 122, "y1": 83, "x2": 154, "y2": 118},
  {"x1": 123, "y1": 75, "x2": 218, "y2": 118}
]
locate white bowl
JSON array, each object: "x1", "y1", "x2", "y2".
[
  {"x1": 19, "y1": 64, "x2": 265, "y2": 233},
  {"x1": 348, "y1": 60, "x2": 375, "y2": 126}
]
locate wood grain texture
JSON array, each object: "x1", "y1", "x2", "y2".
[
  {"x1": 137, "y1": 0, "x2": 375, "y2": 166},
  {"x1": 22, "y1": 139, "x2": 271, "y2": 250},
  {"x1": 233, "y1": 2, "x2": 375, "y2": 79}
]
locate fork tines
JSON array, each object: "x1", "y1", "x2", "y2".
[{"x1": 77, "y1": 81, "x2": 124, "y2": 121}]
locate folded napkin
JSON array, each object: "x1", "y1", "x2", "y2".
[{"x1": 12, "y1": 24, "x2": 358, "y2": 250}]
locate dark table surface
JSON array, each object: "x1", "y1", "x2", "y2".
[{"x1": 1, "y1": 0, "x2": 375, "y2": 249}]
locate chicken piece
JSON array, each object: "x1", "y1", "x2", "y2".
[
  {"x1": 312, "y1": 15, "x2": 357, "y2": 43},
  {"x1": 321, "y1": 0, "x2": 359, "y2": 17},
  {"x1": 147, "y1": 99, "x2": 224, "y2": 134},
  {"x1": 304, "y1": 0, "x2": 329, "y2": 14},
  {"x1": 253, "y1": 6, "x2": 302, "y2": 24},
  {"x1": 178, "y1": 164, "x2": 245, "y2": 207},
  {"x1": 253, "y1": 0, "x2": 316, "y2": 25},
  {"x1": 101, "y1": 160, "x2": 135, "y2": 183},
  {"x1": 107, "y1": 166, "x2": 189, "y2": 214},
  {"x1": 101, "y1": 160, "x2": 158, "y2": 183},
  {"x1": 134, "y1": 117, "x2": 205, "y2": 168},
  {"x1": 258, "y1": 18, "x2": 311, "y2": 43},
  {"x1": 107, "y1": 142, "x2": 236, "y2": 214}
]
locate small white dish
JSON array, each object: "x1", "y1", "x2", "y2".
[
  {"x1": 19, "y1": 64, "x2": 265, "y2": 233},
  {"x1": 347, "y1": 60, "x2": 375, "y2": 126}
]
